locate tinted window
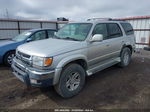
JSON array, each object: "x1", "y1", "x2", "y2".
[
  {"x1": 92, "y1": 24, "x2": 108, "y2": 39},
  {"x1": 121, "y1": 23, "x2": 134, "y2": 35},
  {"x1": 47, "y1": 30, "x2": 55, "y2": 38},
  {"x1": 107, "y1": 23, "x2": 122, "y2": 38},
  {"x1": 31, "y1": 31, "x2": 46, "y2": 41}
]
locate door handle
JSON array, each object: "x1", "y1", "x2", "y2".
[{"x1": 106, "y1": 44, "x2": 110, "y2": 47}]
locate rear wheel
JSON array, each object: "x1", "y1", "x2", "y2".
[
  {"x1": 4, "y1": 51, "x2": 15, "y2": 66},
  {"x1": 118, "y1": 47, "x2": 131, "y2": 67},
  {"x1": 54, "y1": 64, "x2": 86, "y2": 98}
]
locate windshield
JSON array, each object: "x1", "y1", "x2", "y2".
[
  {"x1": 12, "y1": 31, "x2": 32, "y2": 42},
  {"x1": 55, "y1": 23, "x2": 92, "y2": 41}
]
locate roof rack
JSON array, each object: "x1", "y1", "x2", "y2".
[
  {"x1": 87, "y1": 18, "x2": 126, "y2": 21},
  {"x1": 87, "y1": 18, "x2": 112, "y2": 21},
  {"x1": 111, "y1": 19, "x2": 126, "y2": 21}
]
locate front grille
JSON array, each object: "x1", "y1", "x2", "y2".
[
  {"x1": 18, "y1": 51, "x2": 30, "y2": 58},
  {"x1": 16, "y1": 51, "x2": 32, "y2": 66}
]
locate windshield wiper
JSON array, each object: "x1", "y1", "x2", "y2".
[{"x1": 63, "y1": 37, "x2": 79, "y2": 41}]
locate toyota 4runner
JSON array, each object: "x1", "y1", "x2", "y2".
[{"x1": 12, "y1": 18, "x2": 135, "y2": 98}]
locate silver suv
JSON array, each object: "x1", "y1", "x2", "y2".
[{"x1": 12, "y1": 18, "x2": 135, "y2": 98}]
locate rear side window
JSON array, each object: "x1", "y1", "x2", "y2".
[
  {"x1": 107, "y1": 23, "x2": 123, "y2": 38},
  {"x1": 31, "y1": 31, "x2": 46, "y2": 41},
  {"x1": 121, "y1": 23, "x2": 134, "y2": 35}
]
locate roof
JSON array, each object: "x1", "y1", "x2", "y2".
[
  {"x1": 28, "y1": 28, "x2": 57, "y2": 32},
  {"x1": 117, "y1": 16, "x2": 150, "y2": 20},
  {"x1": 69, "y1": 18, "x2": 128, "y2": 24}
]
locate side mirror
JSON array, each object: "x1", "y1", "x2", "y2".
[
  {"x1": 90, "y1": 34, "x2": 103, "y2": 42},
  {"x1": 26, "y1": 38, "x2": 32, "y2": 42}
]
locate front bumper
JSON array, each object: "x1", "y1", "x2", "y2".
[{"x1": 11, "y1": 57, "x2": 55, "y2": 87}]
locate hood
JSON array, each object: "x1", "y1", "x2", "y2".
[
  {"x1": 0, "y1": 39, "x2": 15, "y2": 46},
  {"x1": 18, "y1": 38, "x2": 86, "y2": 57}
]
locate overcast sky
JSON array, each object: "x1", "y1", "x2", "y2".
[{"x1": 0, "y1": 0, "x2": 149, "y2": 21}]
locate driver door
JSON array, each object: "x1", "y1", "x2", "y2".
[{"x1": 87, "y1": 23, "x2": 111, "y2": 69}]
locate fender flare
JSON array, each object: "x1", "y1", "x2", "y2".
[
  {"x1": 120, "y1": 44, "x2": 133, "y2": 56},
  {"x1": 53, "y1": 54, "x2": 87, "y2": 85}
]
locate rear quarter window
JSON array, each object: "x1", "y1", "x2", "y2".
[{"x1": 121, "y1": 23, "x2": 134, "y2": 35}]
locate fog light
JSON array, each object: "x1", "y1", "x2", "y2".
[{"x1": 30, "y1": 79, "x2": 37, "y2": 84}]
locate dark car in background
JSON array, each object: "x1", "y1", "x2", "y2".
[{"x1": 0, "y1": 28, "x2": 57, "y2": 66}]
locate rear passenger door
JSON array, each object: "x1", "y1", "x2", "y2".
[
  {"x1": 30, "y1": 30, "x2": 47, "y2": 41},
  {"x1": 106, "y1": 23, "x2": 125, "y2": 58}
]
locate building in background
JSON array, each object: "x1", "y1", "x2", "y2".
[
  {"x1": 0, "y1": 16, "x2": 150, "y2": 49},
  {"x1": 120, "y1": 16, "x2": 150, "y2": 48},
  {"x1": 0, "y1": 19, "x2": 68, "y2": 39}
]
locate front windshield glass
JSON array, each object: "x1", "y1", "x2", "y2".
[
  {"x1": 55, "y1": 23, "x2": 92, "y2": 41},
  {"x1": 12, "y1": 31, "x2": 32, "y2": 42}
]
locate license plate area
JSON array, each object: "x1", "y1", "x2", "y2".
[
  {"x1": 12, "y1": 62, "x2": 27, "y2": 82},
  {"x1": 13, "y1": 69, "x2": 24, "y2": 82}
]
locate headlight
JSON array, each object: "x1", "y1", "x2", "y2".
[{"x1": 32, "y1": 56, "x2": 53, "y2": 67}]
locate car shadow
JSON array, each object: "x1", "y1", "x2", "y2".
[
  {"x1": 1, "y1": 56, "x2": 148, "y2": 109},
  {"x1": 40, "y1": 62, "x2": 139, "y2": 109},
  {"x1": 0, "y1": 64, "x2": 10, "y2": 70}
]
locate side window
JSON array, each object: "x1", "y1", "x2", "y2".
[
  {"x1": 107, "y1": 23, "x2": 123, "y2": 38},
  {"x1": 31, "y1": 31, "x2": 46, "y2": 41},
  {"x1": 92, "y1": 24, "x2": 108, "y2": 39},
  {"x1": 121, "y1": 23, "x2": 134, "y2": 35},
  {"x1": 47, "y1": 30, "x2": 55, "y2": 38}
]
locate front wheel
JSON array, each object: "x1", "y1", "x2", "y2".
[
  {"x1": 54, "y1": 64, "x2": 86, "y2": 98},
  {"x1": 118, "y1": 47, "x2": 131, "y2": 67},
  {"x1": 4, "y1": 51, "x2": 15, "y2": 66}
]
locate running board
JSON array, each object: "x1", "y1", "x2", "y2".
[{"x1": 86, "y1": 57, "x2": 121, "y2": 76}]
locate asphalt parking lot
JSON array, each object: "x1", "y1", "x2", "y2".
[{"x1": 0, "y1": 50, "x2": 150, "y2": 111}]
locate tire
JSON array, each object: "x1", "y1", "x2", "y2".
[
  {"x1": 54, "y1": 63, "x2": 86, "y2": 98},
  {"x1": 118, "y1": 47, "x2": 131, "y2": 67},
  {"x1": 4, "y1": 51, "x2": 15, "y2": 66}
]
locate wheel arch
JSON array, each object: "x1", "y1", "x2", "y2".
[
  {"x1": 62, "y1": 59, "x2": 88, "y2": 70},
  {"x1": 3, "y1": 50, "x2": 16, "y2": 63},
  {"x1": 121, "y1": 44, "x2": 133, "y2": 55},
  {"x1": 53, "y1": 55, "x2": 88, "y2": 85}
]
